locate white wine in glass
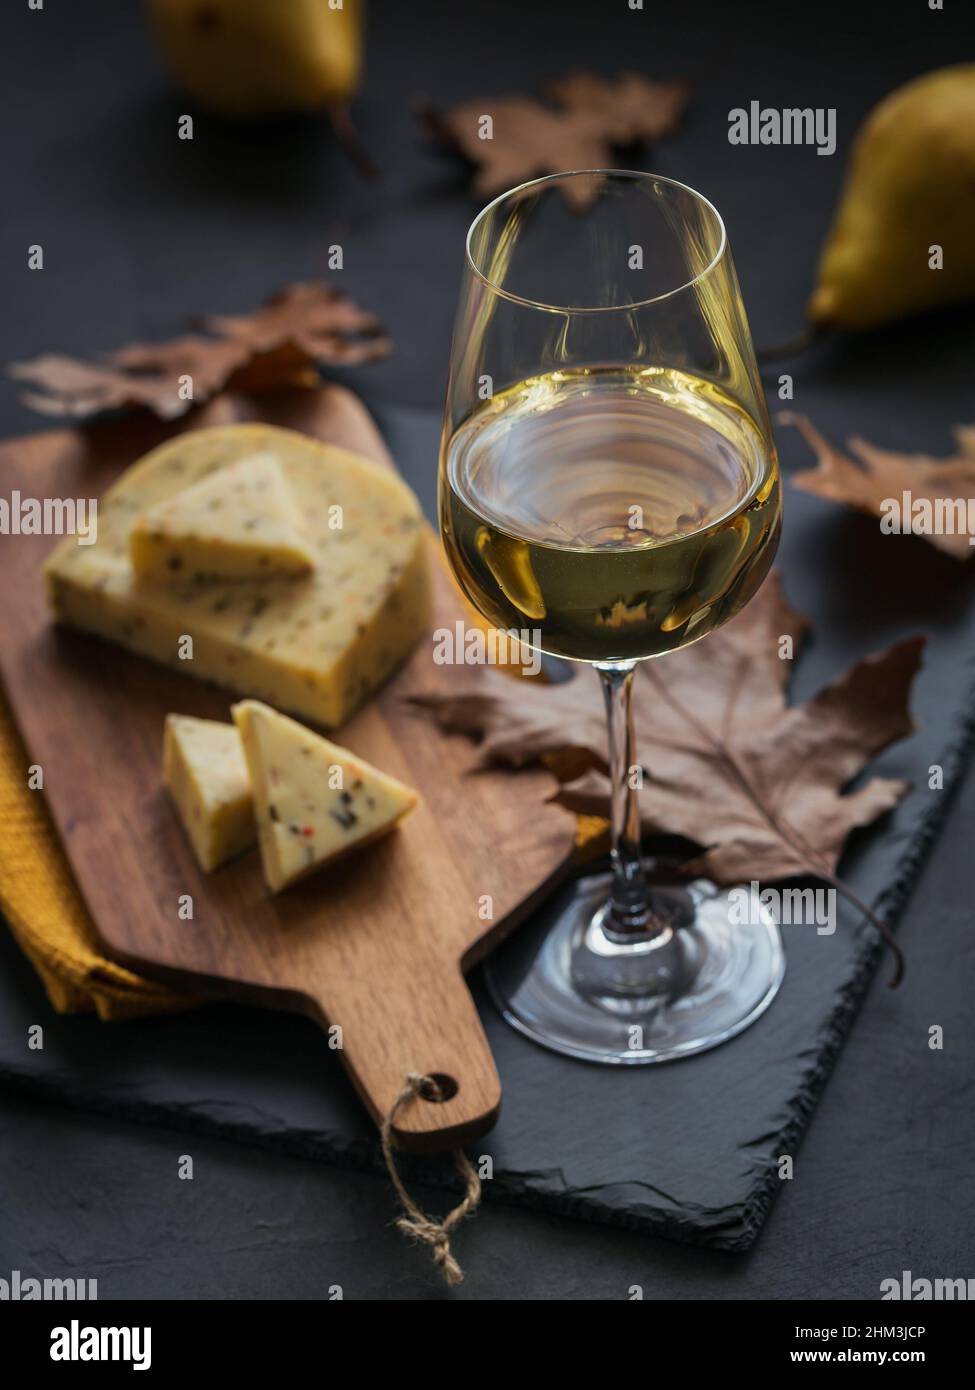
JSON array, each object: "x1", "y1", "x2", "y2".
[{"x1": 440, "y1": 172, "x2": 784, "y2": 1063}]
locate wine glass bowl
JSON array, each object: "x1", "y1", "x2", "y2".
[
  {"x1": 441, "y1": 363, "x2": 780, "y2": 663},
  {"x1": 439, "y1": 171, "x2": 784, "y2": 1064}
]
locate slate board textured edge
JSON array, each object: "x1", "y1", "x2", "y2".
[
  {"x1": 724, "y1": 678, "x2": 975, "y2": 1251},
  {"x1": 2, "y1": 664, "x2": 972, "y2": 1253}
]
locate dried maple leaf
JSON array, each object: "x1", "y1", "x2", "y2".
[
  {"x1": 204, "y1": 282, "x2": 391, "y2": 367},
  {"x1": 7, "y1": 282, "x2": 391, "y2": 422},
  {"x1": 7, "y1": 338, "x2": 249, "y2": 421},
  {"x1": 545, "y1": 71, "x2": 689, "y2": 145},
  {"x1": 420, "y1": 97, "x2": 611, "y2": 209},
  {"x1": 413, "y1": 575, "x2": 923, "y2": 983},
  {"x1": 782, "y1": 413, "x2": 975, "y2": 561},
  {"x1": 420, "y1": 71, "x2": 688, "y2": 208}
]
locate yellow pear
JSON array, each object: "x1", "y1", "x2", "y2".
[
  {"x1": 809, "y1": 65, "x2": 975, "y2": 330},
  {"x1": 146, "y1": 0, "x2": 364, "y2": 118}
]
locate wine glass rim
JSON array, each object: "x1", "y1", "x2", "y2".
[{"x1": 464, "y1": 169, "x2": 728, "y2": 314}]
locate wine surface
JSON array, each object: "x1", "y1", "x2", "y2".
[{"x1": 441, "y1": 366, "x2": 781, "y2": 662}]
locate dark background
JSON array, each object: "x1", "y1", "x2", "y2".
[{"x1": 1, "y1": 0, "x2": 973, "y2": 1299}]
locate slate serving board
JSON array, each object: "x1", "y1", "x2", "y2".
[{"x1": 2, "y1": 398, "x2": 973, "y2": 1250}]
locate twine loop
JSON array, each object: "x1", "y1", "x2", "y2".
[{"x1": 379, "y1": 1071, "x2": 481, "y2": 1287}]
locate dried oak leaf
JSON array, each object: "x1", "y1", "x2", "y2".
[
  {"x1": 782, "y1": 412, "x2": 975, "y2": 561},
  {"x1": 420, "y1": 72, "x2": 688, "y2": 207},
  {"x1": 8, "y1": 282, "x2": 391, "y2": 421},
  {"x1": 545, "y1": 71, "x2": 689, "y2": 145},
  {"x1": 413, "y1": 575, "x2": 923, "y2": 978}
]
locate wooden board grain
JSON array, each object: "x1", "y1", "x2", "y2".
[{"x1": 0, "y1": 387, "x2": 578, "y2": 1152}]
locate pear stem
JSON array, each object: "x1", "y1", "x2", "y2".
[
  {"x1": 756, "y1": 324, "x2": 823, "y2": 364},
  {"x1": 326, "y1": 103, "x2": 380, "y2": 180}
]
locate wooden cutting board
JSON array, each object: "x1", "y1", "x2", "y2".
[{"x1": 0, "y1": 386, "x2": 578, "y2": 1152}]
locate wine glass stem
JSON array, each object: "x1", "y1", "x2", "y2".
[{"x1": 595, "y1": 662, "x2": 663, "y2": 938}]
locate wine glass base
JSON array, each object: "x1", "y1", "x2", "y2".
[{"x1": 484, "y1": 870, "x2": 784, "y2": 1065}]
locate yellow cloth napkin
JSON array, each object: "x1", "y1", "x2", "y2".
[{"x1": 0, "y1": 698, "x2": 196, "y2": 1019}]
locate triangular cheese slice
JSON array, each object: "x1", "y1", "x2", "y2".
[
  {"x1": 163, "y1": 715, "x2": 255, "y2": 871},
  {"x1": 232, "y1": 700, "x2": 418, "y2": 893},
  {"x1": 130, "y1": 452, "x2": 315, "y2": 581}
]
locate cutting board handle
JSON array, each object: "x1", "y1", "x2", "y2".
[{"x1": 308, "y1": 963, "x2": 502, "y2": 1155}]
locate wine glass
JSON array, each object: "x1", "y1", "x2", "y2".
[{"x1": 439, "y1": 171, "x2": 783, "y2": 1064}]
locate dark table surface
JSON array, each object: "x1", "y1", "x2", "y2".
[{"x1": 1, "y1": 0, "x2": 973, "y2": 1300}]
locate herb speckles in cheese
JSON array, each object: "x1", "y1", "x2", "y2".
[
  {"x1": 130, "y1": 451, "x2": 316, "y2": 581},
  {"x1": 44, "y1": 425, "x2": 431, "y2": 728},
  {"x1": 232, "y1": 699, "x2": 417, "y2": 893}
]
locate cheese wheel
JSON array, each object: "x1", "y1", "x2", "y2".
[{"x1": 45, "y1": 424, "x2": 432, "y2": 728}]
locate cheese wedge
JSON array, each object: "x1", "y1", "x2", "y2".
[
  {"x1": 45, "y1": 424, "x2": 431, "y2": 728},
  {"x1": 163, "y1": 714, "x2": 255, "y2": 871},
  {"x1": 232, "y1": 699, "x2": 417, "y2": 892},
  {"x1": 130, "y1": 452, "x2": 315, "y2": 582}
]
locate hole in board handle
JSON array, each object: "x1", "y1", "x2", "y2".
[{"x1": 419, "y1": 1073, "x2": 459, "y2": 1103}]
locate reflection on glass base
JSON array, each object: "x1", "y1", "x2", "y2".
[{"x1": 484, "y1": 871, "x2": 784, "y2": 1065}]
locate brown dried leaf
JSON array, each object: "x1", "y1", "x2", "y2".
[
  {"x1": 420, "y1": 71, "x2": 689, "y2": 207},
  {"x1": 7, "y1": 282, "x2": 391, "y2": 421},
  {"x1": 204, "y1": 282, "x2": 392, "y2": 367},
  {"x1": 420, "y1": 97, "x2": 612, "y2": 208},
  {"x1": 782, "y1": 412, "x2": 975, "y2": 561},
  {"x1": 413, "y1": 574, "x2": 923, "y2": 890},
  {"x1": 8, "y1": 338, "x2": 249, "y2": 421},
  {"x1": 412, "y1": 662, "x2": 608, "y2": 775},
  {"x1": 545, "y1": 71, "x2": 689, "y2": 145}
]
